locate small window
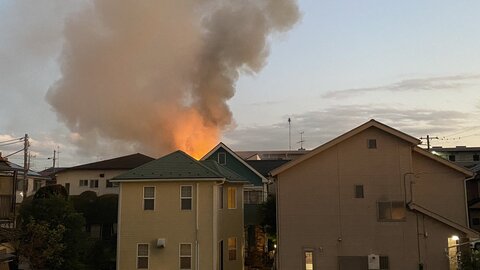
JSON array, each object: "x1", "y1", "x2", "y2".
[
  {"x1": 79, "y1": 180, "x2": 88, "y2": 187},
  {"x1": 367, "y1": 139, "x2": 377, "y2": 149},
  {"x1": 137, "y1": 243, "x2": 149, "y2": 269},
  {"x1": 181, "y1": 186, "x2": 193, "y2": 210},
  {"x1": 473, "y1": 218, "x2": 480, "y2": 226},
  {"x1": 180, "y1": 243, "x2": 192, "y2": 269},
  {"x1": 304, "y1": 250, "x2": 314, "y2": 270},
  {"x1": 380, "y1": 256, "x2": 389, "y2": 269},
  {"x1": 244, "y1": 190, "x2": 264, "y2": 204},
  {"x1": 377, "y1": 201, "x2": 406, "y2": 222},
  {"x1": 227, "y1": 187, "x2": 237, "y2": 209},
  {"x1": 99, "y1": 173, "x2": 105, "y2": 178},
  {"x1": 219, "y1": 186, "x2": 224, "y2": 209},
  {"x1": 228, "y1": 237, "x2": 237, "y2": 260},
  {"x1": 218, "y1": 152, "x2": 226, "y2": 165},
  {"x1": 106, "y1": 179, "x2": 119, "y2": 188},
  {"x1": 354, "y1": 185, "x2": 364, "y2": 198},
  {"x1": 143, "y1": 187, "x2": 155, "y2": 210},
  {"x1": 33, "y1": 180, "x2": 42, "y2": 192},
  {"x1": 448, "y1": 155, "x2": 456, "y2": 161},
  {"x1": 89, "y1": 179, "x2": 99, "y2": 188},
  {"x1": 474, "y1": 154, "x2": 479, "y2": 161}
]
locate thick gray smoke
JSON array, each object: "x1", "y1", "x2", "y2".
[{"x1": 46, "y1": 0, "x2": 300, "y2": 158}]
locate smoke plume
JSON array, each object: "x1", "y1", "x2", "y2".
[{"x1": 46, "y1": 0, "x2": 300, "y2": 158}]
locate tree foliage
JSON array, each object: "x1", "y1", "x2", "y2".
[
  {"x1": 261, "y1": 194, "x2": 276, "y2": 238},
  {"x1": 18, "y1": 186, "x2": 87, "y2": 270}
]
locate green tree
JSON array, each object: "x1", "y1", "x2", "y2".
[
  {"x1": 261, "y1": 194, "x2": 276, "y2": 238},
  {"x1": 18, "y1": 185, "x2": 87, "y2": 270}
]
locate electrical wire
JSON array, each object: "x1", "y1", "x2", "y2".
[
  {"x1": 0, "y1": 140, "x2": 24, "y2": 147},
  {"x1": 4, "y1": 148, "x2": 24, "y2": 158},
  {"x1": 0, "y1": 137, "x2": 23, "y2": 144}
]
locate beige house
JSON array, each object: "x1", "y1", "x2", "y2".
[
  {"x1": 271, "y1": 119, "x2": 477, "y2": 270},
  {"x1": 112, "y1": 150, "x2": 246, "y2": 270},
  {"x1": 55, "y1": 153, "x2": 153, "y2": 196}
]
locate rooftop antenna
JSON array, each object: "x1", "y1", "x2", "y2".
[
  {"x1": 297, "y1": 131, "x2": 305, "y2": 151},
  {"x1": 288, "y1": 118, "x2": 292, "y2": 151}
]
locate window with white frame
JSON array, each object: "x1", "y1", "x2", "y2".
[
  {"x1": 106, "y1": 179, "x2": 119, "y2": 188},
  {"x1": 180, "y1": 243, "x2": 192, "y2": 269},
  {"x1": 89, "y1": 179, "x2": 99, "y2": 188},
  {"x1": 244, "y1": 190, "x2": 264, "y2": 204},
  {"x1": 137, "y1": 243, "x2": 149, "y2": 269},
  {"x1": 227, "y1": 187, "x2": 236, "y2": 209},
  {"x1": 218, "y1": 152, "x2": 226, "y2": 165},
  {"x1": 79, "y1": 179, "x2": 88, "y2": 187},
  {"x1": 181, "y1": 185, "x2": 192, "y2": 210},
  {"x1": 228, "y1": 237, "x2": 237, "y2": 260},
  {"x1": 377, "y1": 201, "x2": 406, "y2": 222},
  {"x1": 143, "y1": 187, "x2": 155, "y2": 210},
  {"x1": 304, "y1": 249, "x2": 314, "y2": 270}
]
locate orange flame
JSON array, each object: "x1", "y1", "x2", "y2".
[{"x1": 172, "y1": 109, "x2": 219, "y2": 159}]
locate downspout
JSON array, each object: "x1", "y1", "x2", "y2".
[
  {"x1": 464, "y1": 176, "x2": 475, "y2": 229},
  {"x1": 212, "y1": 179, "x2": 225, "y2": 270},
  {"x1": 273, "y1": 175, "x2": 280, "y2": 270},
  {"x1": 196, "y1": 183, "x2": 199, "y2": 270}
]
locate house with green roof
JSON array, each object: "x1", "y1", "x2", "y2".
[
  {"x1": 112, "y1": 150, "x2": 246, "y2": 270},
  {"x1": 201, "y1": 142, "x2": 273, "y2": 268}
]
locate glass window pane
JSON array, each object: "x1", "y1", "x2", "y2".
[
  {"x1": 378, "y1": 202, "x2": 391, "y2": 220},
  {"x1": 180, "y1": 257, "x2": 191, "y2": 269},
  {"x1": 181, "y1": 199, "x2": 192, "y2": 210},
  {"x1": 228, "y1": 187, "x2": 236, "y2": 209},
  {"x1": 181, "y1": 186, "x2": 192, "y2": 197},
  {"x1": 137, "y1": 257, "x2": 148, "y2": 269},
  {"x1": 305, "y1": 251, "x2": 313, "y2": 270},
  {"x1": 144, "y1": 199, "x2": 154, "y2": 210},
  {"x1": 180, "y1": 244, "x2": 191, "y2": 256},
  {"x1": 144, "y1": 187, "x2": 155, "y2": 198},
  {"x1": 138, "y1": 244, "x2": 148, "y2": 256}
]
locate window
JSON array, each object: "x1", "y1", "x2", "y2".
[
  {"x1": 180, "y1": 243, "x2": 192, "y2": 269},
  {"x1": 367, "y1": 139, "x2": 377, "y2": 149},
  {"x1": 181, "y1": 186, "x2": 192, "y2": 210},
  {"x1": 474, "y1": 154, "x2": 480, "y2": 161},
  {"x1": 448, "y1": 155, "x2": 456, "y2": 161},
  {"x1": 218, "y1": 152, "x2": 226, "y2": 165},
  {"x1": 106, "y1": 179, "x2": 119, "y2": 188},
  {"x1": 99, "y1": 173, "x2": 105, "y2": 178},
  {"x1": 227, "y1": 187, "x2": 237, "y2": 209},
  {"x1": 143, "y1": 187, "x2": 155, "y2": 210},
  {"x1": 244, "y1": 190, "x2": 264, "y2": 204},
  {"x1": 377, "y1": 201, "x2": 406, "y2": 222},
  {"x1": 33, "y1": 180, "x2": 42, "y2": 192},
  {"x1": 89, "y1": 179, "x2": 99, "y2": 188},
  {"x1": 304, "y1": 250, "x2": 314, "y2": 270},
  {"x1": 137, "y1": 244, "x2": 149, "y2": 269},
  {"x1": 219, "y1": 186, "x2": 224, "y2": 209},
  {"x1": 228, "y1": 237, "x2": 237, "y2": 260},
  {"x1": 354, "y1": 185, "x2": 364, "y2": 198},
  {"x1": 79, "y1": 179, "x2": 88, "y2": 187}
]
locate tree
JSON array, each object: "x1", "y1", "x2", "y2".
[
  {"x1": 17, "y1": 185, "x2": 87, "y2": 270},
  {"x1": 261, "y1": 194, "x2": 276, "y2": 239}
]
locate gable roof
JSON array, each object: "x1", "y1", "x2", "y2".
[
  {"x1": 246, "y1": 160, "x2": 290, "y2": 177},
  {"x1": 271, "y1": 119, "x2": 421, "y2": 176},
  {"x1": 66, "y1": 153, "x2": 154, "y2": 171},
  {"x1": 112, "y1": 150, "x2": 248, "y2": 183},
  {"x1": 408, "y1": 202, "x2": 478, "y2": 237},
  {"x1": 201, "y1": 142, "x2": 268, "y2": 183},
  {"x1": 413, "y1": 147, "x2": 473, "y2": 177}
]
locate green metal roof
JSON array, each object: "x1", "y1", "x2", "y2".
[
  {"x1": 113, "y1": 150, "x2": 243, "y2": 182},
  {"x1": 200, "y1": 160, "x2": 249, "y2": 183}
]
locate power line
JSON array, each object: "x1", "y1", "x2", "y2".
[
  {"x1": 4, "y1": 148, "x2": 24, "y2": 158},
  {"x1": 0, "y1": 137, "x2": 23, "y2": 144},
  {"x1": 0, "y1": 140, "x2": 24, "y2": 147}
]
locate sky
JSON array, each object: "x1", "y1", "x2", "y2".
[{"x1": 1, "y1": 0, "x2": 480, "y2": 170}]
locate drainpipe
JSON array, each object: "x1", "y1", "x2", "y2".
[
  {"x1": 464, "y1": 176, "x2": 475, "y2": 229},
  {"x1": 213, "y1": 179, "x2": 225, "y2": 270}
]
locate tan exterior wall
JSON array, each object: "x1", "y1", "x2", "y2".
[
  {"x1": 117, "y1": 181, "x2": 244, "y2": 270},
  {"x1": 56, "y1": 169, "x2": 125, "y2": 196},
  {"x1": 276, "y1": 127, "x2": 469, "y2": 270},
  {"x1": 0, "y1": 176, "x2": 13, "y2": 196}
]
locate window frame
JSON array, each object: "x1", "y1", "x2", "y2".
[
  {"x1": 227, "y1": 187, "x2": 237, "y2": 209},
  {"x1": 228, "y1": 237, "x2": 237, "y2": 261},
  {"x1": 218, "y1": 152, "x2": 226, "y2": 165},
  {"x1": 377, "y1": 201, "x2": 406, "y2": 222},
  {"x1": 79, "y1": 179, "x2": 88, "y2": 187},
  {"x1": 106, "y1": 179, "x2": 119, "y2": 188},
  {"x1": 367, "y1": 139, "x2": 377, "y2": 149},
  {"x1": 303, "y1": 248, "x2": 315, "y2": 270},
  {"x1": 354, "y1": 184, "x2": 364, "y2": 199},
  {"x1": 180, "y1": 185, "x2": 193, "y2": 211},
  {"x1": 143, "y1": 186, "x2": 155, "y2": 211},
  {"x1": 137, "y1": 243, "x2": 149, "y2": 269},
  {"x1": 89, "y1": 179, "x2": 99, "y2": 188},
  {"x1": 179, "y1": 243, "x2": 192, "y2": 270}
]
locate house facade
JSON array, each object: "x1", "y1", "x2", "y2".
[
  {"x1": 55, "y1": 153, "x2": 154, "y2": 196},
  {"x1": 272, "y1": 120, "x2": 476, "y2": 270},
  {"x1": 113, "y1": 151, "x2": 245, "y2": 270}
]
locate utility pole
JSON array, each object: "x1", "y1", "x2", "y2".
[
  {"x1": 420, "y1": 135, "x2": 439, "y2": 151},
  {"x1": 23, "y1": 134, "x2": 29, "y2": 197},
  {"x1": 288, "y1": 118, "x2": 292, "y2": 151}
]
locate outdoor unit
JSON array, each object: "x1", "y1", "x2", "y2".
[
  {"x1": 156, "y1": 238, "x2": 166, "y2": 248},
  {"x1": 368, "y1": 254, "x2": 380, "y2": 270}
]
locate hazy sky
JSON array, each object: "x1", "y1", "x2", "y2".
[{"x1": 1, "y1": 0, "x2": 480, "y2": 170}]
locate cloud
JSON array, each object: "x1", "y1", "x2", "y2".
[
  {"x1": 223, "y1": 105, "x2": 475, "y2": 150},
  {"x1": 322, "y1": 74, "x2": 480, "y2": 99}
]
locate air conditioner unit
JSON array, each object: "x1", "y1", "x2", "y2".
[
  {"x1": 156, "y1": 238, "x2": 166, "y2": 248},
  {"x1": 368, "y1": 254, "x2": 380, "y2": 270}
]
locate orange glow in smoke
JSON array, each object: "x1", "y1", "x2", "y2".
[{"x1": 172, "y1": 109, "x2": 219, "y2": 159}]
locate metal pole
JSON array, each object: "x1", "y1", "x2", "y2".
[{"x1": 23, "y1": 134, "x2": 29, "y2": 198}]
